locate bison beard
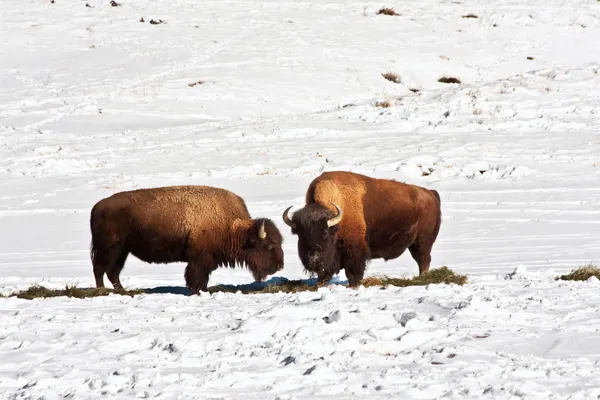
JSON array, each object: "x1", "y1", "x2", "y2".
[
  {"x1": 283, "y1": 171, "x2": 442, "y2": 287},
  {"x1": 89, "y1": 186, "x2": 284, "y2": 295}
]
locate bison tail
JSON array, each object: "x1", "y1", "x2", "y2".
[
  {"x1": 431, "y1": 189, "x2": 441, "y2": 204},
  {"x1": 89, "y1": 203, "x2": 101, "y2": 266}
]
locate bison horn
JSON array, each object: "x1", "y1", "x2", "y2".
[
  {"x1": 327, "y1": 203, "x2": 343, "y2": 227},
  {"x1": 282, "y1": 206, "x2": 296, "y2": 229},
  {"x1": 258, "y1": 221, "x2": 267, "y2": 239}
]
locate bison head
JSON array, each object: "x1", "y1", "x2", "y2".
[
  {"x1": 242, "y1": 218, "x2": 285, "y2": 282},
  {"x1": 282, "y1": 203, "x2": 343, "y2": 275}
]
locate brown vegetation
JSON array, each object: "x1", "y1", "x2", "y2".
[
  {"x1": 438, "y1": 76, "x2": 462, "y2": 84},
  {"x1": 2, "y1": 267, "x2": 467, "y2": 299},
  {"x1": 462, "y1": 14, "x2": 478, "y2": 18},
  {"x1": 210, "y1": 267, "x2": 468, "y2": 294},
  {"x1": 376, "y1": 8, "x2": 400, "y2": 16},
  {"x1": 6, "y1": 285, "x2": 143, "y2": 300},
  {"x1": 556, "y1": 264, "x2": 600, "y2": 281},
  {"x1": 375, "y1": 99, "x2": 395, "y2": 108},
  {"x1": 382, "y1": 72, "x2": 402, "y2": 83}
]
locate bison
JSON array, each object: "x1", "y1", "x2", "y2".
[
  {"x1": 90, "y1": 185, "x2": 284, "y2": 294},
  {"x1": 282, "y1": 171, "x2": 441, "y2": 287}
]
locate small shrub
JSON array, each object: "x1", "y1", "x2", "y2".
[
  {"x1": 438, "y1": 76, "x2": 462, "y2": 84},
  {"x1": 462, "y1": 14, "x2": 478, "y2": 18},
  {"x1": 556, "y1": 264, "x2": 600, "y2": 281},
  {"x1": 409, "y1": 88, "x2": 421, "y2": 93},
  {"x1": 377, "y1": 7, "x2": 400, "y2": 16},
  {"x1": 527, "y1": 56, "x2": 535, "y2": 60},
  {"x1": 382, "y1": 71, "x2": 402, "y2": 83},
  {"x1": 110, "y1": 1, "x2": 121, "y2": 6},
  {"x1": 188, "y1": 80, "x2": 204, "y2": 87}
]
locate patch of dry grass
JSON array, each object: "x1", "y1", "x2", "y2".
[
  {"x1": 208, "y1": 266, "x2": 467, "y2": 294},
  {"x1": 7, "y1": 285, "x2": 144, "y2": 300},
  {"x1": 209, "y1": 280, "x2": 316, "y2": 294},
  {"x1": 375, "y1": 99, "x2": 395, "y2": 108},
  {"x1": 382, "y1": 71, "x2": 402, "y2": 83},
  {"x1": 556, "y1": 264, "x2": 600, "y2": 281},
  {"x1": 0, "y1": 268, "x2": 467, "y2": 299},
  {"x1": 438, "y1": 76, "x2": 462, "y2": 84},
  {"x1": 376, "y1": 7, "x2": 400, "y2": 16},
  {"x1": 366, "y1": 266, "x2": 468, "y2": 288}
]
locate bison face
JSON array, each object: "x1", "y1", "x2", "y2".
[
  {"x1": 242, "y1": 218, "x2": 284, "y2": 282},
  {"x1": 282, "y1": 203, "x2": 343, "y2": 275}
]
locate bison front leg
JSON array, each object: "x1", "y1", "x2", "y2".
[
  {"x1": 341, "y1": 242, "x2": 369, "y2": 288},
  {"x1": 184, "y1": 254, "x2": 216, "y2": 295}
]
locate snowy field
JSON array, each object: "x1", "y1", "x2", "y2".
[{"x1": 1, "y1": 0, "x2": 600, "y2": 398}]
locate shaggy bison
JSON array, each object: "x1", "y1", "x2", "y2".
[
  {"x1": 90, "y1": 185, "x2": 284, "y2": 294},
  {"x1": 282, "y1": 171, "x2": 441, "y2": 287}
]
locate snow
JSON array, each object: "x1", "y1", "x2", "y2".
[{"x1": 1, "y1": 0, "x2": 600, "y2": 398}]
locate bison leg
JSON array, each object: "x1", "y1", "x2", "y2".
[
  {"x1": 184, "y1": 254, "x2": 216, "y2": 295},
  {"x1": 93, "y1": 262, "x2": 105, "y2": 288},
  {"x1": 91, "y1": 243, "x2": 128, "y2": 289},
  {"x1": 105, "y1": 248, "x2": 129, "y2": 290},
  {"x1": 408, "y1": 242, "x2": 432, "y2": 275},
  {"x1": 341, "y1": 244, "x2": 369, "y2": 288}
]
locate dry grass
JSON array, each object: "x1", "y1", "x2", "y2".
[
  {"x1": 375, "y1": 99, "x2": 395, "y2": 108},
  {"x1": 208, "y1": 266, "x2": 467, "y2": 294},
  {"x1": 376, "y1": 7, "x2": 400, "y2": 16},
  {"x1": 381, "y1": 71, "x2": 402, "y2": 83},
  {"x1": 6, "y1": 285, "x2": 144, "y2": 300},
  {"x1": 556, "y1": 264, "x2": 600, "y2": 281},
  {"x1": 438, "y1": 76, "x2": 462, "y2": 84},
  {"x1": 209, "y1": 280, "x2": 316, "y2": 294},
  {"x1": 367, "y1": 266, "x2": 468, "y2": 287},
  {"x1": 1, "y1": 268, "x2": 467, "y2": 299}
]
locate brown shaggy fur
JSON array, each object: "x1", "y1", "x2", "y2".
[
  {"x1": 90, "y1": 185, "x2": 284, "y2": 294},
  {"x1": 283, "y1": 171, "x2": 441, "y2": 287}
]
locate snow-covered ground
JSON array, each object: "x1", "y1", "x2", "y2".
[{"x1": 1, "y1": 0, "x2": 600, "y2": 398}]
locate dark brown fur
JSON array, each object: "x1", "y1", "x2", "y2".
[
  {"x1": 283, "y1": 171, "x2": 441, "y2": 287},
  {"x1": 90, "y1": 185, "x2": 284, "y2": 294}
]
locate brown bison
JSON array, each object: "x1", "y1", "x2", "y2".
[
  {"x1": 282, "y1": 171, "x2": 441, "y2": 287},
  {"x1": 90, "y1": 185, "x2": 284, "y2": 294}
]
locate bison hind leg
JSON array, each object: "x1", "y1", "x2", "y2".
[
  {"x1": 408, "y1": 242, "x2": 432, "y2": 275},
  {"x1": 92, "y1": 242, "x2": 128, "y2": 290},
  {"x1": 106, "y1": 249, "x2": 129, "y2": 290}
]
